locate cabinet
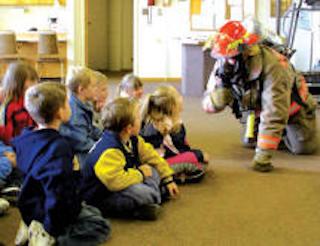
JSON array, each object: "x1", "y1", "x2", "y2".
[{"x1": 181, "y1": 42, "x2": 215, "y2": 96}]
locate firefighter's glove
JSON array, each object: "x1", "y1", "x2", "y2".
[
  {"x1": 203, "y1": 87, "x2": 232, "y2": 113},
  {"x1": 252, "y1": 148, "x2": 274, "y2": 172},
  {"x1": 213, "y1": 87, "x2": 232, "y2": 109},
  {"x1": 202, "y1": 92, "x2": 215, "y2": 113}
]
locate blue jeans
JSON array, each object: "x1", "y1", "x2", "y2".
[
  {"x1": 0, "y1": 142, "x2": 14, "y2": 187},
  {"x1": 99, "y1": 167, "x2": 161, "y2": 216},
  {"x1": 57, "y1": 203, "x2": 111, "y2": 246}
]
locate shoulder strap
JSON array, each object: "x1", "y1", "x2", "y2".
[{"x1": 291, "y1": 78, "x2": 308, "y2": 108}]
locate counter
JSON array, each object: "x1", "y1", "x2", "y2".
[{"x1": 181, "y1": 41, "x2": 215, "y2": 97}]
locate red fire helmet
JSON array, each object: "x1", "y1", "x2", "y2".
[{"x1": 209, "y1": 21, "x2": 259, "y2": 58}]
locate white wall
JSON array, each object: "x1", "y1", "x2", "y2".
[
  {"x1": 135, "y1": 0, "x2": 190, "y2": 78},
  {"x1": 0, "y1": 4, "x2": 67, "y2": 32},
  {"x1": 64, "y1": 0, "x2": 320, "y2": 77},
  {"x1": 65, "y1": 0, "x2": 86, "y2": 66},
  {"x1": 133, "y1": 0, "x2": 232, "y2": 79}
]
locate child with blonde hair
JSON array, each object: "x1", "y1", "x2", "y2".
[
  {"x1": 0, "y1": 61, "x2": 38, "y2": 204},
  {"x1": 12, "y1": 82, "x2": 110, "y2": 245},
  {"x1": 117, "y1": 73, "x2": 144, "y2": 100},
  {"x1": 81, "y1": 97, "x2": 179, "y2": 220},
  {"x1": 60, "y1": 66, "x2": 102, "y2": 168},
  {"x1": 92, "y1": 71, "x2": 108, "y2": 130},
  {"x1": 140, "y1": 85, "x2": 209, "y2": 183}
]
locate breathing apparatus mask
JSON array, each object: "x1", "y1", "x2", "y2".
[{"x1": 215, "y1": 54, "x2": 248, "y2": 97}]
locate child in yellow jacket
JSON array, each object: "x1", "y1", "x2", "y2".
[{"x1": 81, "y1": 98, "x2": 179, "y2": 220}]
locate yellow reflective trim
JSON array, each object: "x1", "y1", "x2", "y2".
[{"x1": 226, "y1": 32, "x2": 250, "y2": 52}]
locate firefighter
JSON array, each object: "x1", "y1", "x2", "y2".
[{"x1": 202, "y1": 20, "x2": 317, "y2": 172}]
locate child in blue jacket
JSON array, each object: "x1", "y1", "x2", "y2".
[
  {"x1": 60, "y1": 66, "x2": 102, "y2": 168},
  {"x1": 12, "y1": 82, "x2": 110, "y2": 246}
]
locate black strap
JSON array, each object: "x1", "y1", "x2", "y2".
[{"x1": 291, "y1": 79, "x2": 308, "y2": 108}]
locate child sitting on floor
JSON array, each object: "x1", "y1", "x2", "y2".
[
  {"x1": 60, "y1": 66, "x2": 102, "y2": 168},
  {"x1": 0, "y1": 61, "x2": 38, "y2": 203},
  {"x1": 117, "y1": 73, "x2": 144, "y2": 100},
  {"x1": 92, "y1": 71, "x2": 109, "y2": 130},
  {"x1": 81, "y1": 97, "x2": 179, "y2": 220},
  {"x1": 12, "y1": 82, "x2": 110, "y2": 246},
  {"x1": 140, "y1": 85, "x2": 209, "y2": 184}
]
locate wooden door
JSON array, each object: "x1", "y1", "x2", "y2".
[
  {"x1": 85, "y1": 0, "x2": 133, "y2": 71},
  {"x1": 86, "y1": 0, "x2": 108, "y2": 70}
]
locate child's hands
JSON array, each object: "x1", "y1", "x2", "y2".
[
  {"x1": 203, "y1": 151, "x2": 210, "y2": 163},
  {"x1": 4, "y1": 151, "x2": 16, "y2": 167},
  {"x1": 94, "y1": 97, "x2": 106, "y2": 112},
  {"x1": 139, "y1": 164, "x2": 153, "y2": 177},
  {"x1": 155, "y1": 117, "x2": 173, "y2": 136},
  {"x1": 155, "y1": 146, "x2": 165, "y2": 157},
  {"x1": 166, "y1": 182, "x2": 179, "y2": 198}
]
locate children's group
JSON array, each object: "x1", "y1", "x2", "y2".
[{"x1": 0, "y1": 61, "x2": 209, "y2": 245}]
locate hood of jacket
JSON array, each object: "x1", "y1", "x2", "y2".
[{"x1": 11, "y1": 127, "x2": 64, "y2": 175}]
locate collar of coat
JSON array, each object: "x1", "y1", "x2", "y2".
[{"x1": 243, "y1": 44, "x2": 263, "y2": 82}]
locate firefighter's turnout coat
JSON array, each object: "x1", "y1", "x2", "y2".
[{"x1": 204, "y1": 44, "x2": 317, "y2": 154}]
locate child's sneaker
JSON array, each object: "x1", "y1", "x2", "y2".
[
  {"x1": 15, "y1": 220, "x2": 29, "y2": 246},
  {"x1": 1, "y1": 185, "x2": 20, "y2": 205},
  {"x1": 0, "y1": 198, "x2": 9, "y2": 215},
  {"x1": 133, "y1": 204, "x2": 162, "y2": 221},
  {"x1": 160, "y1": 185, "x2": 171, "y2": 203},
  {"x1": 28, "y1": 220, "x2": 55, "y2": 246}
]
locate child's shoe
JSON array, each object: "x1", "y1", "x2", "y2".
[
  {"x1": 133, "y1": 204, "x2": 162, "y2": 221},
  {"x1": 28, "y1": 220, "x2": 55, "y2": 246},
  {"x1": 1, "y1": 185, "x2": 20, "y2": 205},
  {"x1": 0, "y1": 198, "x2": 9, "y2": 215},
  {"x1": 15, "y1": 220, "x2": 29, "y2": 246},
  {"x1": 160, "y1": 184, "x2": 171, "y2": 203}
]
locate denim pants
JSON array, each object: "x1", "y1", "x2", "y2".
[
  {"x1": 99, "y1": 167, "x2": 161, "y2": 216},
  {"x1": 0, "y1": 142, "x2": 14, "y2": 187},
  {"x1": 57, "y1": 203, "x2": 111, "y2": 246}
]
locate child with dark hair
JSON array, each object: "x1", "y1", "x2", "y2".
[
  {"x1": 12, "y1": 82, "x2": 110, "y2": 245},
  {"x1": 81, "y1": 97, "x2": 179, "y2": 220}
]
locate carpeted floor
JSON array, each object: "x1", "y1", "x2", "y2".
[{"x1": 0, "y1": 79, "x2": 319, "y2": 246}]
